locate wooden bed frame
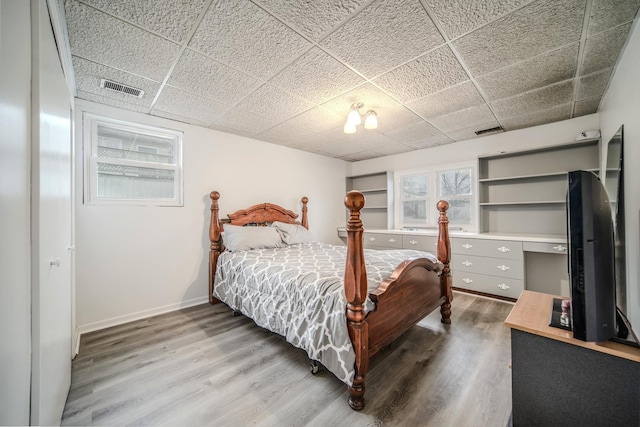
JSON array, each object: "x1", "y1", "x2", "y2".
[{"x1": 208, "y1": 190, "x2": 452, "y2": 410}]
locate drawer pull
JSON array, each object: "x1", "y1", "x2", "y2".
[
  {"x1": 388, "y1": 238, "x2": 396, "y2": 243},
  {"x1": 368, "y1": 237, "x2": 376, "y2": 242},
  {"x1": 497, "y1": 283, "x2": 510, "y2": 290},
  {"x1": 497, "y1": 246, "x2": 510, "y2": 253},
  {"x1": 497, "y1": 265, "x2": 510, "y2": 271},
  {"x1": 462, "y1": 261, "x2": 473, "y2": 267},
  {"x1": 462, "y1": 243, "x2": 473, "y2": 249},
  {"x1": 462, "y1": 278, "x2": 473, "y2": 284},
  {"x1": 553, "y1": 245, "x2": 567, "y2": 252},
  {"x1": 409, "y1": 240, "x2": 418, "y2": 245}
]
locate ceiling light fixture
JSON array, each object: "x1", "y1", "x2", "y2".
[{"x1": 344, "y1": 102, "x2": 378, "y2": 133}]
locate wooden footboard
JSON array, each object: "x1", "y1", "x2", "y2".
[{"x1": 343, "y1": 191, "x2": 451, "y2": 410}]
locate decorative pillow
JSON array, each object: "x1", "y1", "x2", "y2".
[
  {"x1": 223, "y1": 224, "x2": 285, "y2": 251},
  {"x1": 272, "y1": 221, "x2": 315, "y2": 245}
]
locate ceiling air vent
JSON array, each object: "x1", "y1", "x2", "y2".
[
  {"x1": 100, "y1": 79, "x2": 145, "y2": 98},
  {"x1": 475, "y1": 125, "x2": 504, "y2": 136}
]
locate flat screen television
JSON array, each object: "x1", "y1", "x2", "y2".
[{"x1": 566, "y1": 170, "x2": 616, "y2": 342}]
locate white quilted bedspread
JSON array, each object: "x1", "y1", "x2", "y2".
[{"x1": 213, "y1": 242, "x2": 438, "y2": 386}]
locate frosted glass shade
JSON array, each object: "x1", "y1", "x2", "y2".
[
  {"x1": 364, "y1": 111, "x2": 378, "y2": 129},
  {"x1": 344, "y1": 122, "x2": 357, "y2": 134},
  {"x1": 346, "y1": 109, "x2": 362, "y2": 126}
]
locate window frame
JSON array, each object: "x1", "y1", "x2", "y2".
[
  {"x1": 83, "y1": 113, "x2": 184, "y2": 206},
  {"x1": 394, "y1": 161, "x2": 477, "y2": 232}
]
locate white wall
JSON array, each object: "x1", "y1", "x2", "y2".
[
  {"x1": 0, "y1": 1, "x2": 32, "y2": 424},
  {"x1": 350, "y1": 114, "x2": 600, "y2": 176},
  {"x1": 75, "y1": 100, "x2": 349, "y2": 332},
  {"x1": 599, "y1": 15, "x2": 640, "y2": 333}
]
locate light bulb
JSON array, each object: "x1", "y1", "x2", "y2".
[
  {"x1": 347, "y1": 108, "x2": 361, "y2": 126},
  {"x1": 364, "y1": 111, "x2": 378, "y2": 129},
  {"x1": 344, "y1": 121, "x2": 357, "y2": 134}
]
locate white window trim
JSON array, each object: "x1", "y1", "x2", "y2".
[
  {"x1": 83, "y1": 113, "x2": 183, "y2": 206},
  {"x1": 394, "y1": 161, "x2": 478, "y2": 232}
]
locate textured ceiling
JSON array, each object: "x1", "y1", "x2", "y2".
[{"x1": 64, "y1": 0, "x2": 639, "y2": 161}]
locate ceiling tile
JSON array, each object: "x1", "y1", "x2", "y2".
[
  {"x1": 320, "y1": 0, "x2": 444, "y2": 78},
  {"x1": 76, "y1": 90, "x2": 150, "y2": 113},
  {"x1": 577, "y1": 68, "x2": 612, "y2": 100},
  {"x1": 234, "y1": 84, "x2": 316, "y2": 122},
  {"x1": 491, "y1": 80, "x2": 575, "y2": 119},
  {"x1": 373, "y1": 46, "x2": 469, "y2": 102},
  {"x1": 150, "y1": 109, "x2": 210, "y2": 127},
  {"x1": 153, "y1": 86, "x2": 230, "y2": 124},
  {"x1": 189, "y1": 0, "x2": 312, "y2": 79},
  {"x1": 254, "y1": 122, "x2": 316, "y2": 146},
  {"x1": 404, "y1": 133, "x2": 454, "y2": 149},
  {"x1": 406, "y1": 81, "x2": 484, "y2": 119},
  {"x1": 500, "y1": 103, "x2": 572, "y2": 130},
  {"x1": 424, "y1": 0, "x2": 532, "y2": 39},
  {"x1": 282, "y1": 107, "x2": 346, "y2": 134},
  {"x1": 477, "y1": 43, "x2": 579, "y2": 101},
  {"x1": 72, "y1": 56, "x2": 160, "y2": 108},
  {"x1": 444, "y1": 120, "x2": 502, "y2": 141},
  {"x1": 77, "y1": 0, "x2": 208, "y2": 43},
  {"x1": 581, "y1": 22, "x2": 633, "y2": 75},
  {"x1": 167, "y1": 49, "x2": 261, "y2": 106},
  {"x1": 65, "y1": 0, "x2": 180, "y2": 82},
  {"x1": 253, "y1": 0, "x2": 368, "y2": 41},
  {"x1": 429, "y1": 104, "x2": 497, "y2": 132},
  {"x1": 268, "y1": 47, "x2": 365, "y2": 104},
  {"x1": 209, "y1": 107, "x2": 281, "y2": 136},
  {"x1": 453, "y1": 0, "x2": 586, "y2": 77},
  {"x1": 386, "y1": 120, "x2": 442, "y2": 144},
  {"x1": 373, "y1": 143, "x2": 414, "y2": 156},
  {"x1": 343, "y1": 151, "x2": 380, "y2": 161},
  {"x1": 574, "y1": 97, "x2": 601, "y2": 116},
  {"x1": 587, "y1": 0, "x2": 640, "y2": 36}
]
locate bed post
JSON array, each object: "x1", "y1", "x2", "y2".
[
  {"x1": 437, "y1": 200, "x2": 452, "y2": 324},
  {"x1": 301, "y1": 196, "x2": 309, "y2": 229},
  {"x1": 344, "y1": 190, "x2": 369, "y2": 411},
  {"x1": 209, "y1": 191, "x2": 222, "y2": 305}
]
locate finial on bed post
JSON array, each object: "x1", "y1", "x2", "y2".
[
  {"x1": 437, "y1": 200, "x2": 452, "y2": 324},
  {"x1": 301, "y1": 197, "x2": 309, "y2": 229},
  {"x1": 344, "y1": 190, "x2": 369, "y2": 410},
  {"x1": 209, "y1": 191, "x2": 221, "y2": 305}
]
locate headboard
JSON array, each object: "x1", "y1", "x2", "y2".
[{"x1": 208, "y1": 191, "x2": 309, "y2": 303}]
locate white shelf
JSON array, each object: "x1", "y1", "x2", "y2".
[
  {"x1": 480, "y1": 201, "x2": 566, "y2": 206},
  {"x1": 356, "y1": 187, "x2": 387, "y2": 193},
  {"x1": 479, "y1": 168, "x2": 600, "y2": 183}
]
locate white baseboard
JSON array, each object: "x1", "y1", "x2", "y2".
[{"x1": 77, "y1": 296, "x2": 210, "y2": 337}]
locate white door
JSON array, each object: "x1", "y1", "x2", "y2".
[{"x1": 30, "y1": 1, "x2": 73, "y2": 425}]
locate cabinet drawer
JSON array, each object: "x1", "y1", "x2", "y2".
[
  {"x1": 522, "y1": 241, "x2": 568, "y2": 254},
  {"x1": 452, "y1": 254, "x2": 523, "y2": 280},
  {"x1": 403, "y1": 235, "x2": 437, "y2": 252},
  {"x1": 363, "y1": 232, "x2": 403, "y2": 249},
  {"x1": 453, "y1": 272, "x2": 523, "y2": 299},
  {"x1": 452, "y1": 238, "x2": 523, "y2": 260}
]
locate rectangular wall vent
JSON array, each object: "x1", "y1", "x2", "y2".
[
  {"x1": 100, "y1": 79, "x2": 145, "y2": 98},
  {"x1": 475, "y1": 126, "x2": 504, "y2": 136}
]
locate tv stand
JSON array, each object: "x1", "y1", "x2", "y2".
[{"x1": 505, "y1": 291, "x2": 640, "y2": 426}]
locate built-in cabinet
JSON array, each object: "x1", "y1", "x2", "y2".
[
  {"x1": 346, "y1": 172, "x2": 393, "y2": 229},
  {"x1": 478, "y1": 139, "x2": 599, "y2": 235}
]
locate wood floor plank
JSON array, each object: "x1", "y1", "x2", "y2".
[{"x1": 63, "y1": 292, "x2": 514, "y2": 426}]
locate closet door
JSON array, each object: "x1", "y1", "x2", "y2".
[{"x1": 30, "y1": 0, "x2": 73, "y2": 425}]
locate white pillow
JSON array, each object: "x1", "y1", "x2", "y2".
[
  {"x1": 223, "y1": 224, "x2": 284, "y2": 251},
  {"x1": 272, "y1": 221, "x2": 315, "y2": 245}
]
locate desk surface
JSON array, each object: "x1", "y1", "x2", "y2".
[{"x1": 505, "y1": 290, "x2": 640, "y2": 363}]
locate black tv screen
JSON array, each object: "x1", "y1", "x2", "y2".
[{"x1": 567, "y1": 170, "x2": 616, "y2": 342}]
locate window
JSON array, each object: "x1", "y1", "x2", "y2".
[
  {"x1": 395, "y1": 163, "x2": 476, "y2": 231},
  {"x1": 84, "y1": 114, "x2": 183, "y2": 206}
]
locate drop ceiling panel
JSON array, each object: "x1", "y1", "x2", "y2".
[
  {"x1": 253, "y1": 0, "x2": 369, "y2": 41},
  {"x1": 581, "y1": 23, "x2": 633, "y2": 74},
  {"x1": 150, "y1": 109, "x2": 210, "y2": 127},
  {"x1": 76, "y1": 90, "x2": 150, "y2": 113},
  {"x1": 574, "y1": 97, "x2": 602, "y2": 116},
  {"x1": 491, "y1": 80, "x2": 575, "y2": 119},
  {"x1": 587, "y1": 0, "x2": 640, "y2": 36},
  {"x1": 268, "y1": 47, "x2": 365, "y2": 104},
  {"x1": 404, "y1": 133, "x2": 454, "y2": 150},
  {"x1": 282, "y1": 107, "x2": 346, "y2": 134},
  {"x1": 210, "y1": 107, "x2": 281, "y2": 136},
  {"x1": 500, "y1": 103, "x2": 572, "y2": 130},
  {"x1": 167, "y1": 49, "x2": 261, "y2": 106},
  {"x1": 65, "y1": 0, "x2": 180, "y2": 82},
  {"x1": 406, "y1": 81, "x2": 485, "y2": 119},
  {"x1": 77, "y1": 0, "x2": 209, "y2": 43},
  {"x1": 429, "y1": 104, "x2": 497, "y2": 133},
  {"x1": 373, "y1": 46, "x2": 469, "y2": 102},
  {"x1": 189, "y1": 0, "x2": 312, "y2": 79},
  {"x1": 577, "y1": 68, "x2": 612, "y2": 100},
  {"x1": 445, "y1": 121, "x2": 502, "y2": 141},
  {"x1": 234, "y1": 84, "x2": 316, "y2": 122},
  {"x1": 72, "y1": 56, "x2": 160, "y2": 108},
  {"x1": 477, "y1": 44, "x2": 579, "y2": 101},
  {"x1": 386, "y1": 120, "x2": 443, "y2": 144},
  {"x1": 453, "y1": 0, "x2": 586, "y2": 77},
  {"x1": 320, "y1": 0, "x2": 444, "y2": 78},
  {"x1": 153, "y1": 86, "x2": 230, "y2": 124}
]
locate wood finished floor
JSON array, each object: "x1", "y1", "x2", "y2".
[{"x1": 62, "y1": 292, "x2": 514, "y2": 426}]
